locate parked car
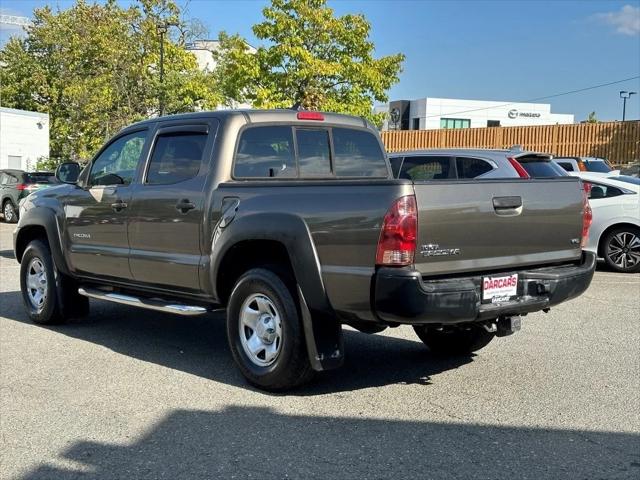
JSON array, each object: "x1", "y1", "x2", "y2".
[
  {"x1": 576, "y1": 172, "x2": 640, "y2": 273},
  {"x1": 619, "y1": 162, "x2": 640, "y2": 178},
  {"x1": 0, "y1": 170, "x2": 57, "y2": 223},
  {"x1": 13, "y1": 110, "x2": 595, "y2": 391},
  {"x1": 388, "y1": 148, "x2": 567, "y2": 180},
  {"x1": 554, "y1": 156, "x2": 618, "y2": 176}
]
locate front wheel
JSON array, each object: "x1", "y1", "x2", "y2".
[
  {"x1": 602, "y1": 227, "x2": 640, "y2": 273},
  {"x1": 226, "y1": 268, "x2": 313, "y2": 391},
  {"x1": 413, "y1": 324, "x2": 495, "y2": 356},
  {"x1": 20, "y1": 239, "x2": 89, "y2": 324}
]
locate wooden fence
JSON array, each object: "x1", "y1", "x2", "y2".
[{"x1": 380, "y1": 121, "x2": 640, "y2": 165}]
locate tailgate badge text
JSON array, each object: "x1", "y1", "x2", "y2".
[{"x1": 420, "y1": 244, "x2": 461, "y2": 257}]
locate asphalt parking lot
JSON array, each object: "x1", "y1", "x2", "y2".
[{"x1": 0, "y1": 222, "x2": 639, "y2": 480}]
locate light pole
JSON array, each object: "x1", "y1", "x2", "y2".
[
  {"x1": 619, "y1": 91, "x2": 637, "y2": 122},
  {"x1": 156, "y1": 22, "x2": 176, "y2": 117}
]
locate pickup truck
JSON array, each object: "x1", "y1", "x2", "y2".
[{"x1": 13, "y1": 110, "x2": 596, "y2": 391}]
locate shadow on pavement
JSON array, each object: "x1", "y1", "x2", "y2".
[
  {"x1": 0, "y1": 290, "x2": 472, "y2": 395},
  {"x1": 20, "y1": 406, "x2": 640, "y2": 479},
  {"x1": 0, "y1": 248, "x2": 15, "y2": 259}
]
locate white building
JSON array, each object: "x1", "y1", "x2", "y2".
[
  {"x1": 0, "y1": 107, "x2": 49, "y2": 171},
  {"x1": 376, "y1": 97, "x2": 574, "y2": 130},
  {"x1": 185, "y1": 40, "x2": 255, "y2": 110},
  {"x1": 186, "y1": 40, "x2": 221, "y2": 72}
]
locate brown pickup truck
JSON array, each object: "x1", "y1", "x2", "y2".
[{"x1": 13, "y1": 109, "x2": 595, "y2": 390}]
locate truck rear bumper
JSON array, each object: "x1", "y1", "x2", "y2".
[{"x1": 374, "y1": 252, "x2": 596, "y2": 325}]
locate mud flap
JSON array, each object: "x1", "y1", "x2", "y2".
[{"x1": 297, "y1": 286, "x2": 344, "y2": 371}]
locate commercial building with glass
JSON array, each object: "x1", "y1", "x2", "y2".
[{"x1": 375, "y1": 97, "x2": 574, "y2": 131}]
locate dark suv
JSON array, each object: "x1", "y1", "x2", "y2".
[{"x1": 1, "y1": 170, "x2": 57, "y2": 223}]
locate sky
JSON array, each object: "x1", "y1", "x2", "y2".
[{"x1": 1, "y1": 0, "x2": 639, "y2": 122}]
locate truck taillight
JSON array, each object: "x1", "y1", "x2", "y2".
[
  {"x1": 581, "y1": 188, "x2": 592, "y2": 248},
  {"x1": 15, "y1": 184, "x2": 27, "y2": 191},
  {"x1": 507, "y1": 157, "x2": 530, "y2": 179},
  {"x1": 376, "y1": 195, "x2": 417, "y2": 266}
]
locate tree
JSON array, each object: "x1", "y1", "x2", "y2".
[
  {"x1": 0, "y1": 0, "x2": 220, "y2": 161},
  {"x1": 586, "y1": 111, "x2": 598, "y2": 123},
  {"x1": 213, "y1": 0, "x2": 404, "y2": 124}
]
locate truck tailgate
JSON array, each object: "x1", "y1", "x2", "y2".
[{"x1": 413, "y1": 178, "x2": 585, "y2": 276}]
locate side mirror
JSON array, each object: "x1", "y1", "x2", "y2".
[{"x1": 55, "y1": 162, "x2": 81, "y2": 184}]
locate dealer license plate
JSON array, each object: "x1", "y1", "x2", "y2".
[{"x1": 482, "y1": 274, "x2": 518, "y2": 303}]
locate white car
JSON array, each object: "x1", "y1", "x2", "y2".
[
  {"x1": 555, "y1": 156, "x2": 620, "y2": 176},
  {"x1": 578, "y1": 173, "x2": 640, "y2": 273}
]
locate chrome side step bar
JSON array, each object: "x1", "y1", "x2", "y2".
[{"x1": 77, "y1": 287, "x2": 208, "y2": 316}]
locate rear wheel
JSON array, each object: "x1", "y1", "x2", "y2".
[
  {"x1": 602, "y1": 227, "x2": 640, "y2": 273},
  {"x1": 226, "y1": 268, "x2": 313, "y2": 391},
  {"x1": 413, "y1": 324, "x2": 495, "y2": 355},
  {"x1": 20, "y1": 239, "x2": 89, "y2": 324},
  {"x1": 3, "y1": 200, "x2": 17, "y2": 223}
]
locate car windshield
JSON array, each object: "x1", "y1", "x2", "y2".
[
  {"x1": 584, "y1": 159, "x2": 611, "y2": 173},
  {"x1": 609, "y1": 175, "x2": 640, "y2": 186}
]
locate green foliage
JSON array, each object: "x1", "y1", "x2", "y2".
[
  {"x1": 586, "y1": 111, "x2": 598, "y2": 123},
  {"x1": 34, "y1": 157, "x2": 64, "y2": 172},
  {"x1": 0, "y1": 0, "x2": 221, "y2": 161},
  {"x1": 213, "y1": 0, "x2": 404, "y2": 125}
]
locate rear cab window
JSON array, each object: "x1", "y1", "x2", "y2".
[
  {"x1": 332, "y1": 128, "x2": 388, "y2": 177},
  {"x1": 233, "y1": 124, "x2": 388, "y2": 179},
  {"x1": 235, "y1": 126, "x2": 296, "y2": 178},
  {"x1": 296, "y1": 129, "x2": 331, "y2": 176}
]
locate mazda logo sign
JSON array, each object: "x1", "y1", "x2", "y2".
[{"x1": 508, "y1": 109, "x2": 518, "y2": 119}]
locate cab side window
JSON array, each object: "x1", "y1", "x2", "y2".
[
  {"x1": 146, "y1": 132, "x2": 207, "y2": 185},
  {"x1": 89, "y1": 131, "x2": 147, "y2": 186}
]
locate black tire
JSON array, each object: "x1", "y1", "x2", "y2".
[
  {"x1": 226, "y1": 268, "x2": 313, "y2": 391},
  {"x1": 601, "y1": 226, "x2": 640, "y2": 273},
  {"x1": 413, "y1": 324, "x2": 495, "y2": 356},
  {"x1": 20, "y1": 239, "x2": 89, "y2": 324},
  {"x1": 3, "y1": 200, "x2": 18, "y2": 223}
]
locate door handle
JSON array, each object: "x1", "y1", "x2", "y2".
[
  {"x1": 493, "y1": 196, "x2": 522, "y2": 209},
  {"x1": 111, "y1": 200, "x2": 128, "y2": 212},
  {"x1": 175, "y1": 199, "x2": 196, "y2": 214},
  {"x1": 492, "y1": 196, "x2": 522, "y2": 216}
]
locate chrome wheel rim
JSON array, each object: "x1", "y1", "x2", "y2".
[
  {"x1": 4, "y1": 203, "x2": 13, "y2": 221},
  {"x1": 26, "y1": 257, "x2": 48, "y2": 311},
  {"x1": 239, "y1": 293, "x2": 283, "y2": 367},
  {"x1": 607, "y1": 232, "x2": 640, "y2": 270}
]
